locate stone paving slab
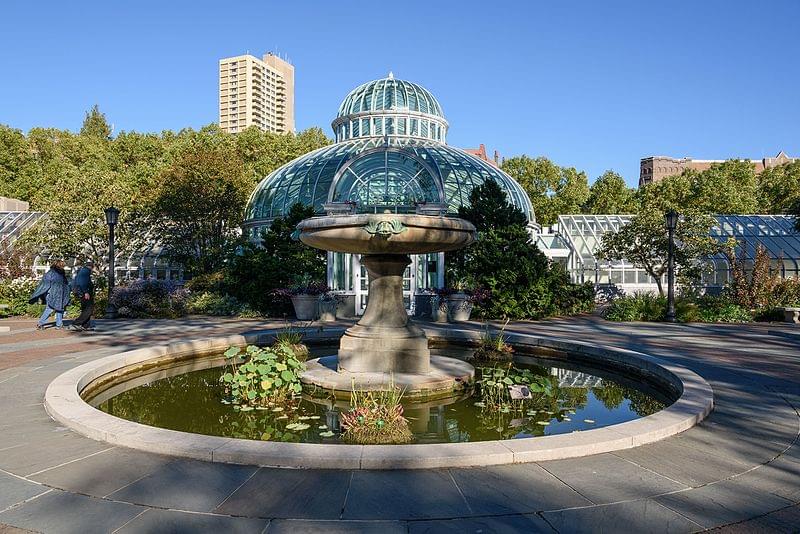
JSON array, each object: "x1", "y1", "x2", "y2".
[
  {"x1": 0, "y1": 473, "x2": 49, "y2": 512},
  {"x1": 0, "y1": 433, "x2": 113, "y2": 477},
  {"x1": 448, "y1": 463, "x2": 592, "y2": 514},
  {"x1": 106, "y1": 458, "x2": 258, "y2": 513},
  {"x1": 540, "y1": 499, "x2": 703, "y2": 533},
  {"x1": 611, "y1": 437, "x2": 753, "y2": 487},
  {"x1": 30, "y1": 447, "x2": 173, "y2": 498},
  {"x1": 265, "y1": 519, "x2": 407, "y2": 533},
  {"x1": 408, "y1": 513, "x2": 555, "y2": 533},
  {"x1": 215, "y1": 467, "x2": 351, "y2": 520},
  {"x1": 539, "y1": 453, "x2": 688, "y2": 504},
  {"x1": 342, "y1": 470, "x2": 472, "y2": 520},
  {"x1": 654, "y1": 479, "x2": 794, "y2": 529},
  {"x1": 0, "y1": 490, "x2": 145, "y2": 534},
  {"x1": 115, "y1": 508, "x2": 269, "y2": 533},
  {"x1": 709, "y1": 503, "x2": 800, "y2": 533}
]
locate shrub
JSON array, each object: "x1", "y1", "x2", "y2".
[
  {"x1": 692, "y1": 295, "x2": 752, "y2": 323},
  {"x1": 184, "y1": 271, "x2": 226, "y2": 292},
  {"x1": 186, "y1": 291, "x2": 242, "y2": 316},
  {"x1": 110, "y1": 280, "x2": 188, "y2": 318},
  {"x1": 605, "y1": 292, "x2": 752, "y2": 323},
  {"x1": 604, "y1": 292, "x2": 666, "y2": 322},
  {"x1": 340, "y1": 386, "x2": 412, "y2": 445}
]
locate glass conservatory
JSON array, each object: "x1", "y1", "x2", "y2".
[
  {"x1": 243, "y1": 74, "x2": 536, "y2": 316},
  {"x1": 536, "y1": 214, "x2": 800, "y2": 295}
]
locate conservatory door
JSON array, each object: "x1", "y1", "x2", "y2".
[{"x1": 354, "y1": 254, "x2": 416, "y2": 315}]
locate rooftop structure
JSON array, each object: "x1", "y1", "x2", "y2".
[{"x1": 639, "y1": 151, "x2": 796, "y2": 187}]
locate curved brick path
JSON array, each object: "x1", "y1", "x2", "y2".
[{"x1": 0, "y1": 316, "x2": 798, "y2": 533}]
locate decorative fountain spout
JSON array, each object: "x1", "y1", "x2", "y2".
[{"x1": 297, "y1": 212, "x2": 477, "y2": 397}]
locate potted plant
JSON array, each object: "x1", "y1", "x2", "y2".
[
  {"x1": 275, "y1": 281, "x2": 330, "y2": 321},
  {"x1": 448, "y1": 287, "x2": 490, "y2": 322},
  {"x1": 319, "y1": 291, "x2": 339, "y2": 322},
  {"x1": 431, "y1": 288, "x2": 453, "y2": 323}
]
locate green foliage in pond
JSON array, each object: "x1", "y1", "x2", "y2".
[{"x1": 220, "y1": 344, "x2": 306, "y2": 407}]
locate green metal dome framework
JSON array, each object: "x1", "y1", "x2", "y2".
[{"x1": 243, "y1": 75, "x2": 535, "y2": 237}]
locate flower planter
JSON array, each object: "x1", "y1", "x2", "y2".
[
  {"x1": 430, "y1": 296, "x2": 449, "y2": 323},
  {"x1": 447, "y1": 292, "x2": 473, "y2": 322},
  {"x1": 290, "y1": 295, "x2": 318, "y2": 320},
  {"x1": 319, "y1": 298, "x2": 338, "y2": 322}
]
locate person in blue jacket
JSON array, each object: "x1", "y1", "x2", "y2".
[
  {"x1": 70, "y1": 260, "x2": 96, "y2": 331},
  {"x1": 29, "y1": 260, "x2": 71, "y2": 330}
]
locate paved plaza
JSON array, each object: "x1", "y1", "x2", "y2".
[{"x1": 0, "y1": 316, "x2": 798, "y2": 533}]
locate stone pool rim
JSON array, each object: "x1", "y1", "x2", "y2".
[{"x1": 44, "y1": 326, "x2": 714, "y2": 470}]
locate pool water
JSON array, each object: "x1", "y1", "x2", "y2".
[{"x1": 92, "y1": 351, "x2": 669, "y2": 445}]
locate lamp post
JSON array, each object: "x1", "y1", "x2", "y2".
[
  {"x1": 665, "y1": 210, "x2": 679, "y2": 323},
  {"x1": 104, "y1": 207, "x2": 120, "y2": 319}
]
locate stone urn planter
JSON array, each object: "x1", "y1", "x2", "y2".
[
  {"x1": 430, "y1": 296, "x2": 449, "y2": 323},
  {"x1": 290, "y1": 295, "x2": 318, "y2": 320},
  {"x1": 319, "y1": 296, "x2": 338, "y2": 322},
  {"x1": 447, "y1": 292, "x2": 473, "y2": 322}
]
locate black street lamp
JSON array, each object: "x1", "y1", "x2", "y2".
[
  {"x1": 665, "y1": 210, "x2": 679, "y2": 323},
  {"x1": 104, "y1": 207, "x2": 120, "y2": 319}
]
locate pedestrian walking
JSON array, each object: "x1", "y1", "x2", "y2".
[
  {"x1": 71, "y1": 260, "x2": 96, "y2": 331},
  {"x1": 29, "y1": 260, "x2": 71, "y2": 330}
]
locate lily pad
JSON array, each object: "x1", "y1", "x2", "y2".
[
  {"x1": 583, "y1": 419, "x2": 595, "y2": 424},
  {"x1": 563, "y1": 417, "x2": 572, "y2": 422},
  {"x1": 319, "y1": 431, "x2": 335, "y2": 438},
  {"x1": 271, "y1": 407, "x2": 284, "y2": 412},
  {"x1": 318, "y1": 425, "x2": 328, "y2": 430},
  {"x1": 537, "y1": 421, "x2": 550, "y2": 425}
]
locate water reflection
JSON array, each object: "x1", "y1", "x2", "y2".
[{"x1": 93, "y1": 352, "x2": 669, "y2": 445}]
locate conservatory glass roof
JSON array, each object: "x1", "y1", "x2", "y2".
[{"x1": 244, "y1": 75, "x2": 534, "y2": 229}]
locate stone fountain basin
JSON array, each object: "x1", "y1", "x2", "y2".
[{"x1": 297, "y1": 214, "x2": 476, "y2": 255}]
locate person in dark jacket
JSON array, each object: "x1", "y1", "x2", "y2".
[
  {"x1": 71, "y1": 260, "x2": 96, "y2": 331},
  {"x1": 29, "y1": 260, "x2": 71, "y2": 330}
]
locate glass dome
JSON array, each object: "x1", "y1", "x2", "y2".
[
  {"x1": 332, "y1": 74, "x2": 448, "y2": 143},
  {"x1": 244, "y1": 75, "x2": 535, "y2": 236}
]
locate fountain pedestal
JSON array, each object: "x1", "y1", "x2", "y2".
[
  {"x1": 338, "y1": 254, "x2": 430, "y2": 374},
  {"x1": 296, "y1": 214, "x2": 477, "y2": 398}
]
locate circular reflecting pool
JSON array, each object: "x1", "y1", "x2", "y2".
[{"x1": 88, "y1": 346, "x2": 671, "y2": 445}]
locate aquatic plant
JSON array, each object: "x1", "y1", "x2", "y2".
[
  {"x1": 340, "y1": 384, "x2": 413, "y2": 445},
  {"x1": 273, "y1": 323, "x2": 310, "y2": 361},
  {"x1": 220, "y1": 344, "x2": 306, "y2": 407},
  {"x1": 472, "y1": 321, "x2": 514, "y2": 362}
]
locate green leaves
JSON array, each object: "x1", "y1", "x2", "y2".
[{"x1": 219, "y1": 343, "x2": 307, "y2": 409}]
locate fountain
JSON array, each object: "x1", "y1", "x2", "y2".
[{"x1": 298, "y1": 212, "x2": 478, "y2": 398}]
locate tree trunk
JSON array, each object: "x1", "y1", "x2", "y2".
[{"x1": 654, "y1": 276, "x2": 664, "y2": 297}]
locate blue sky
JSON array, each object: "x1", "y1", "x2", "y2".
[{"x1": 1, "y1": 0, "x2": 798, "y2": 186}]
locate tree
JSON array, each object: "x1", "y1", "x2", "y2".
[
  {"x1": 225, "y1": 203, "x2": 326, "y2": 314},
  {"x1": 448, "y1": 181, "x2": 594, "y2": 319},
  {"x1": 690, "y1": 160, "x2": 758, "y2": 214},
  {"x1": 758, "y1": 160, "x2": 800, "y2": 214},
  {"x1": 150, "y1": 140, "x2": 250, "y2": 275},
  {"x1": 501, "y1": 156, "x2": 589, "y2": 226},
  {"x1": 584, "y1": 170, "x2": 637, "y2": 214},
  {"x1": 596, "y1": 209, "x2": 720, "y2": 296},
  {"x1": 80, "y1": 105, "x2": 112, "y2": 139}
]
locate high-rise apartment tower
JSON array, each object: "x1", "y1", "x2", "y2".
[{"x1": 218, "y1": 53, "x2": 294, "y2": 134}]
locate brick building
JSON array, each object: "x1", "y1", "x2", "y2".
[{"x1": 639, "y1": 151, "x2": 795, "y2": 187}]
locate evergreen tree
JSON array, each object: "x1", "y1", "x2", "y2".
[{"x1": 80, "y1": 105, "x2": 112, "y2": 139}]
